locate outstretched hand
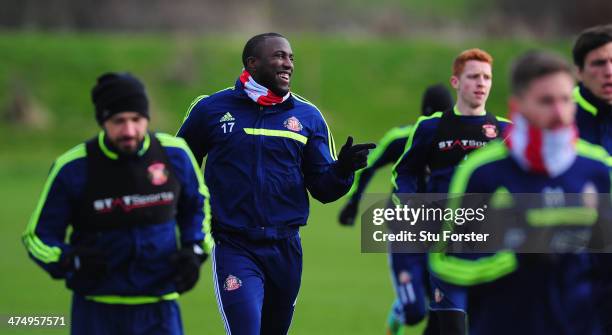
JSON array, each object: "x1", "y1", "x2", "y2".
[{"x1": 336, "y1": 136, "x2": 376, "y2": 177}]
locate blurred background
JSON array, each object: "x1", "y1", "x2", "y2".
[{"x1": 0, "y1": 1, "x2": 610, "y2": 334}]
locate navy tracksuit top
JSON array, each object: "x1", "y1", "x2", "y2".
[{"x1": 177, "y1": 81, "x2": 353, "y2": 240}]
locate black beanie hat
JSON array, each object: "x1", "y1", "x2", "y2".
[
  {"x1": 421, "y1": 83, "x2": 454, "y2": 117},
  {"x1": 92, "y1": 72, "x2": 149, "y2": 125}
]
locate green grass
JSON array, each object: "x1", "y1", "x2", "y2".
[{"x1": 0, "y1": 32, "x2": 573, "y2": 334}]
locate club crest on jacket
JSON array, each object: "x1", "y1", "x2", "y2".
[
  {"x1": 284, "y1": 116, "x2": 303, "y2": 132},
  {"x1": 147, "y1": 162, "x2": 169, "y2": 186}
]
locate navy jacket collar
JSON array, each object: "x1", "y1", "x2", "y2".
[{"x1": 579, "y1": 83, "x2": 612, "y2": 115}]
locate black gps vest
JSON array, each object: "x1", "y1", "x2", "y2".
[
  {"x1": 428, "y1": 109, "x2": 500, "y2": 171},
  {"x1": 74, "y1": 133, "x2": 181, "y2": 232}
]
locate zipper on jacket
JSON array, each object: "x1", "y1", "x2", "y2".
[{"x1": 254, "y1": 106, "x2": 267, "y2": 229}]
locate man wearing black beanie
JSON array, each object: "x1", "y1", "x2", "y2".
[
  {"x1": 91, "y1": 73, "x2": 150, "y2": 153},
  {"x1": 23, "y1": 72, "x2": 212, "y2": 335}
]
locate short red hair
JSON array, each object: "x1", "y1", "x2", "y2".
[{"x1": 452, "y1": 48, "x2": 493, "y2": 76}]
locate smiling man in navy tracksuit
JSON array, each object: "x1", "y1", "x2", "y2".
[{"x1": 177, "y1": 32, "x2": 375, "y2": 335}]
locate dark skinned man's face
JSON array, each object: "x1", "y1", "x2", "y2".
[{"x1": 248, "y1": 37, "x2": 294, "y2": 97}]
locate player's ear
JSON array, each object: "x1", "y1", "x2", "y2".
[
  {"x1": 450, "y1": 76, "x2": 459, "y2": 89},
  {"x1": 246, "y1": 56, "x2": 259, "y2": 73},
  {"x1": 575, "y1": 65, "x2": 583, "y2": 82}
]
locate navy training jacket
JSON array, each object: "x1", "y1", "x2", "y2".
[
  {"x1": 177, "y1": 81, "x2": 353, "y2": 240},
  {"x1": 22, "y1": 132, "x2": 209, "y2": 301}
]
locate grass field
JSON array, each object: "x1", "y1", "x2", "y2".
[{"x1": 0, "y1": 32, "x2": 572, "y2": 334}]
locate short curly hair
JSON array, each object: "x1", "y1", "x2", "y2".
[{"x1": 452, "y1": 48, "x2": 493, "y2": 77}]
